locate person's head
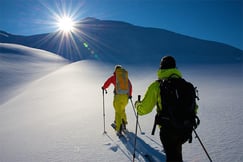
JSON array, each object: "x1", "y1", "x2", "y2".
[
  {"x1": 114, "y1": 65, "x2": 122, "y2": 72},
  {"x1": 160, "y1": 56, "x2": 176, "y2": 69}
]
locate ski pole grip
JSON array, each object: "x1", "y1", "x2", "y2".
[{"x1": 138, "y1": 95, "x2": 141, "y2": 102}]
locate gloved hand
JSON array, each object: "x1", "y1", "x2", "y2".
[
  {"x1": 129, "y1": 96, "x2": 132, "y2": 99},
  {"x1": 102, "y1": 87, "x2": 108, "y2": 94},
  {"x1": 135, "y1": 100, "x2": 141, "y2": 108}
]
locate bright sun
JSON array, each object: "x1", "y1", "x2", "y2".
[{"x1": 57, "y1": 16, "x2": 75, "y2": 33}]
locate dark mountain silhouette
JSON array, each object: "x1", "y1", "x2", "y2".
[{"x1": 1, "y1": 17, "x2": 242, "y2": 65}]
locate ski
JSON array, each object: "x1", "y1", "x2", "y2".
[
  {"x1": 110, "y1": 123, "x2": 158, "y2": 161},
  {"x1": 111, "y1": 122, "x2": 127, "y2": 137}
]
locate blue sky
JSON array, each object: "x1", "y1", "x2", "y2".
[{"x1": 0, "y1": 0, "x2": 242, "y2": 50}]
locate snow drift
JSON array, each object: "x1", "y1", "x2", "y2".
[{"x1": 0, "y1": 43, "x2": 69, "y2": 104}]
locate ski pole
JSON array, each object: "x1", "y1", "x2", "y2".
[
  {"x1": 102, "y1": 88, "x2": 107, "y2": 134},
  {"x1": 133, "y1": 95, "x2": 140, "y2": 162},
  {"x1": 193, "y1": 129, "x2": 212, "y2": 162},
  {"x1": 130, "y1": 98, "x2": 144, "y2": 134}
]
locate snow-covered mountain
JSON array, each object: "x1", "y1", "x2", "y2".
[
  {"x1": 1, "y1": 18, "x2": 243, "y2": 162},
  {"x1": 1, "y1": 17, "x2": 242, "y2": 64}
]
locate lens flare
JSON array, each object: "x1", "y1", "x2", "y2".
[{"x1": 37, "y1": 0, "x2": 102, "y2": 61}]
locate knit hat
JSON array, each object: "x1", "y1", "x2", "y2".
[{"x1": 160, "y1": 56, "x2": 176, "y2": 69}]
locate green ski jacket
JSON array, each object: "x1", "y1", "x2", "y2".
[{"x1": 135, "y1": 68, "x2": 182, "y2": 115}]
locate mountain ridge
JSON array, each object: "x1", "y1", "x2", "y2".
[{"x1": 1, "y1": 17, "x2": 242, "y2": 65}]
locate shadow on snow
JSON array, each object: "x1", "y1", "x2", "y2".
[{"x1": 105, "y1": 131, "x2": 166, "y2": 162}]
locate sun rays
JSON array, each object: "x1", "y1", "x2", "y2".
[
  {"x1": 34, "y1": 0, "x2": 103, "y2": 61},
  {"x1": 38, "y1": 1, "x2": 84, "y2": 59}
]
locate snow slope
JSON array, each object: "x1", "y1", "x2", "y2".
[
  {"x1": 0, "y1": 43, "x2": 69, "y2": 104},
  {"x1": 0, "y1": 44, "x2": 243, "y2": 162},
  {"x1": 0, "y1": 60, "x2": 164, "y2": 162}
]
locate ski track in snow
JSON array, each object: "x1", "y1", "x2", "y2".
[{"x1": 103, "y1": 129, "x2": 165, "y2": 162}]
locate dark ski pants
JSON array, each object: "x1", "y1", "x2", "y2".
[{"x1": 160, "y1": 127, "x2": 188, "y2": 162}]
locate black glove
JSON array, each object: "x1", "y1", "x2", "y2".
[
  {"x1": 135, "y1": 100, "x2": 140, "y2": 108},
  {"x1": 129, "y1": 96, "x2": 132, "y2": 99},
  {"x1": 102, "y1": 87, "x2": 107, "y2": 94}
]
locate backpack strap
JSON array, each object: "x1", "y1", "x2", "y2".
[
  {"x1": 152, "y1": 79, "x2": 169, "y2": 135},
  {"x1": 168, "y1": 73, "x2": 181, "y2": 79}
]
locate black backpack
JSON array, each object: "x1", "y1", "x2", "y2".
[{"x1": 152, "y1": 75, "x2": 200, "y2": 143}]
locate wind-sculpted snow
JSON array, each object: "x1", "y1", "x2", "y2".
[{"x1": 0, "y1": 43, "x2": 69, "y2": 104}]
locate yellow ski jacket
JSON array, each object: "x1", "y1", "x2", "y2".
[{"x1": 135, "y1": 68, "x2": 182, "y2": 115}]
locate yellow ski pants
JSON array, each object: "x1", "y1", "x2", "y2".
[{"x1": 113, "y1": 94, "x2": 128, "y2": 131}]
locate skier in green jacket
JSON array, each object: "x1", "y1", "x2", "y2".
[{"x1": 135, "y1": 56, "x2": 196, "y2": 162}]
